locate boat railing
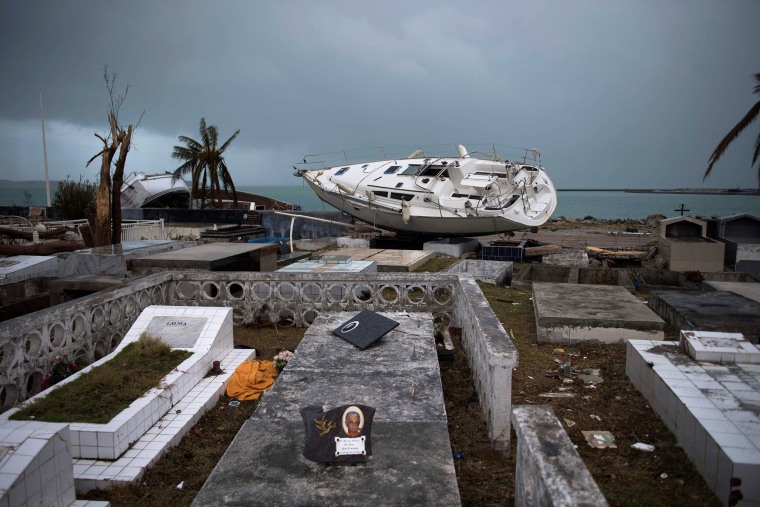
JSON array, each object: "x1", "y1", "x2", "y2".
[{"x1": 296, "y1": 143, "x2": 542, "y2": 170}]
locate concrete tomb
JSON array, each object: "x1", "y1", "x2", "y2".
[
  {"x1": 193, "y1": 311, "x2": 460, "y2": 506},
  {"x1": 532, "y1": 282, "x2": 665, "y2": 343},
  {"x1": 131, "y1": 242, "x2": 278, "y2": 275},
  {"x1": 648, "y1": 290, "x2": 760, "y2": 343}
]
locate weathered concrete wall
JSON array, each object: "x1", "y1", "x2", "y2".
[
  {"x1": 0, "y1": 271, "x2": 516, "y2": 450},
  {"x1": 512, "y1": 405, "x2": 609, "y2": 507},
  {"x1": 455, "y1": 275, "x2": 517, "y2": 450},
  {"x1": 260, "y1": 210, "x2": 351, "y2": 239},
  {"x1": 446, "y1": 259, "x2": 513, "y2": 286}
]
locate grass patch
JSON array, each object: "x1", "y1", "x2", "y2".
[
  {"x1": 11, "y1": 332, "x2": 192, "y2": 424},
  {"x1": 415, "y1": 255, "x2": 460, "y2": 272}
]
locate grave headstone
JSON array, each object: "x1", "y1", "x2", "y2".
[
  {"x1": 301, "y1": 404, "x2": 375, "y2": 463},
  {"x1": 146, "y1": 316, "x2": 208, "y2": 348}
]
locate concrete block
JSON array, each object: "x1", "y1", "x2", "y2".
[
  {"x1": 337, "y1": 237, "x2": 370, "y2": 248},
  {"x1": 423, "y1": 237, "x2": 479, "y2": 258},
  {"x1": 446, "y1": 259, "x2": 512, "y2": 286},
  {"x1": 511, "y1": 405, "x2": 609, "y2": 507},
  {"x1": 542, "y1": 249, "x2": 589, "y2": 267},
  {"x1": 533, "y1": 283, "x2": 664, "y2": 343}
]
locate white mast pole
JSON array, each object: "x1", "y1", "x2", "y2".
[{"x1": 39, "y1": 90, "x2": 51, "y2": 206}]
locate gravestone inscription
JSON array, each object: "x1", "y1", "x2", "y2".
[{"x1": 146, "y1": 316, "x2": 208, "y2": 348}]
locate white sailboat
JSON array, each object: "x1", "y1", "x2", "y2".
[
  {"x1": 120, "y1": 172, "x2": 190, "y2": 208},
  {"x1": 295, "y1": 144, "x2": 558, "y2": 236}
]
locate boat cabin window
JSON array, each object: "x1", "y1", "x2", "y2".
[
  {"x1": 384, "y1": 165, "x2": 401, "y2": 174},
  {"x1": 373, "y1": 191, "x2": 388, "y2": 197},
  {"x1": 395, "y1": 182, "x2": 404, "y2": 188},
  {"x1": 474, "y1": 171, "x2": 505, "y2": 176},
  {"x1": 451, "y1": 193, "x2": 482, "y2": 200},
  {"x1": 421, "y1": 165, "x2": 449, "y2": 177},
  {"x1": 401, "y1": 164, "x2": 422, "y2": 175},
  {"x1": 335, "y1": 167, "x2": 350, "y2": 175},
  {"x1": 390, "y1": 193, "x2": 414, "y2": 201},
  {"x1": 362, "y1": 164, "x2": 371, "y2": 173}
]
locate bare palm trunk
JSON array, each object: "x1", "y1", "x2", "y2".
[
  {"x1": 94, "y1": 145, "x2": 115, "y2": 247},
  {"x1": 111, "y1": 122, "x2": 133, "y2": 244}
]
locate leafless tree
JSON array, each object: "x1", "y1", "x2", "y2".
[{"x1": 87, "y1": 66, "x2": 143, "y2": 246}]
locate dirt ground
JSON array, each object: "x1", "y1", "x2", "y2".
[
  {"x1": 446, "y1": 283, "x2": 720, "y2": 506},
  {"x1": 83, "y1": 219, "x2": 723, "y2": 506}
]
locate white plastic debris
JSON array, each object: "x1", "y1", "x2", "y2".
[
  {"x1": 632, "y1": 442, "x2": 655, "y2": 452},
  {"x1": 176, "y1": 481, "x2": 184, "y2": 490}
]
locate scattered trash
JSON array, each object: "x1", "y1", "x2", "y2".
[
  {"x1": 229, "y1": 400, "x2": 240, "y2": 408},
  {"x1": 562, "y1": 378, "x2": 574, "y2": 384},
  {"x1": 561, "y1": 363, "x2": 573, "y2": 378},
  {"x1": 527, "y1": 375, "x2": 534, "y2": 380},
  {"x1": 584, "y1": 384, "x2": 598, "y2": 389},
  {"x1": 558, "y1": 386, "x2": 573, "y2": 391},
  {"x1": 582, "y1": 431, "x2": 617, "y2": 449},
  {"x1": 590, "y1": 414, "x2": 602, "y2": 421},
  {"x1": 539, "y1": 392, "x2": 575, "y2": 398},
  {"x1": 578, "y1": 372, "x2": 604, "y2": 384},
  {"x1": 553, "y1": 348, "x2": 565, "y2": 354},
  {"x1": 452, "y1": 452, "x2": 465, "y2": 459},
  {"x1": 176, "y1": 481, "x2": 184, "y2": 490},
  {"x1": 632, "y1": 442, "x2": 655, "y2": 452},
  {"x1": 564, "y1": 418, "x2": 576, "y2": 428},
  {"x1": 660, "y1": 473, "x2": 668, "y2": 479}
]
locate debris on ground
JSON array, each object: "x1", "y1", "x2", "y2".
[
  {"x1": 582, "y1": 431, "x2": 617, "y2": 449},
  {"x1": 632, "y1": 442, "x2": 656, "y2": 452}
]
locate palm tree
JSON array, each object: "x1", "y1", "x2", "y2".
[
  {"x1": 704, "y1": 73, "x2": 760, "y2": 187},
  {"x1": 172, "y1": 118, "x2": 240, "y2": 208}
]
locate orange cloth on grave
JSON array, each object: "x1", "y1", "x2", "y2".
[{"x1": 226, "y1": 360, "x2": 279, "y2": 401}]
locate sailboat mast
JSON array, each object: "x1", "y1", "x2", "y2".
[{"x1": 39, "y1": 91, "x2": 51, "y2": 206}]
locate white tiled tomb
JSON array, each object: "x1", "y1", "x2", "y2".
[
  {"x1": 0, "y1": 306, "x2": 254, "y2": 496},
  {"x1": 627, "y1": 336, "x2": 760, "y2": 505}
]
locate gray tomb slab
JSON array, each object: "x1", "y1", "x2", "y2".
[
  {"x1": 192, "y1": 311, "x2": 459, "y2": 507},
  {"x1": 146, "y1": 316, "x2": 208, "y2": 348},
  {"x1": 532, "y1": 282, "x2": 665, "y2": 343},
  {"x1": 649, "y1": 290, "x2": 760, "y2": 343}
]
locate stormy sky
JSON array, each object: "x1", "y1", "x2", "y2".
[{"x1": 0, "y1": 1, "x2": 758, "y2": 189}]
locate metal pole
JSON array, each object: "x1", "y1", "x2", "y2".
[{"x1": 39, "y1": 91, "x2": 51, "y2": 206}]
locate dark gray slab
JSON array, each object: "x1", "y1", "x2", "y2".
[
  {"x1": 331, "y1": 310, "x2": 400, "y2": 350},
  {"x1": 131, "y1": 242, "x2": 277, "y2": 274},
  {"x1": 192, "y1": 420, "x2": 459, "y2": 507},
  {"x1": 649, "y1": 290, "x2": 760, "y2": 343},
  {"x1": 253, "y1": 367, "x2": 447, "y2": 423},
  {"x1": 533, "y1": 282, "x2": 665, "y2": 343},
  {"x1": 193, "y1": 312, "x2": 459, "y2": 506}
]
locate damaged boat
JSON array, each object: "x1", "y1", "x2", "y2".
[
  {"x1": 294, "y1": 144, "x2": 558, "y2": 236},
  {"x1": 120, "y1": 172, "x2": 190, "y2": 209}
]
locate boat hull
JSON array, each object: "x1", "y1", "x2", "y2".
[
  {"x1": 304, "y1": 178, "x2": 551, "y2": 237},
  {"x1": 297, "y1": 145, "x2": 558, "y2": 237},
  {"x1": 121, "y1": 173, "x2": 190, "y2": 209}
]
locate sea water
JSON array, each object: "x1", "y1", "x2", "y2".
[{"x1": 2, "y1": 184, "x2": 759, "y2": 220}]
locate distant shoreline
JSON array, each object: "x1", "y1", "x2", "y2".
[
  {"x1": 561, "y1": 188, "x2": 759, "y2": 195},
  {"x1": 2, "y1": 180, "x2": 757, "y2": 196}
]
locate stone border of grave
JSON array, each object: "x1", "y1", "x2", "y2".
[
  {"x1": 0, "y1": 271, "x2": 516, "y2": 451},
  {"x1": 1, "y1": 306, "x2": 234, "y2": 461}
]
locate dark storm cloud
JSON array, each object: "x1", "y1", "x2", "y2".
[{"x1": 1, "y1": 0, "x2": 759, "y2": 188}]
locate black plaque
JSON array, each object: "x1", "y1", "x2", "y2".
[
  {"x1": 301, "y1": 404, "x2": 375, "y2": 463},
  {"x1": 331, "y1": 310, "x2": 399, "y2": 350}
]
